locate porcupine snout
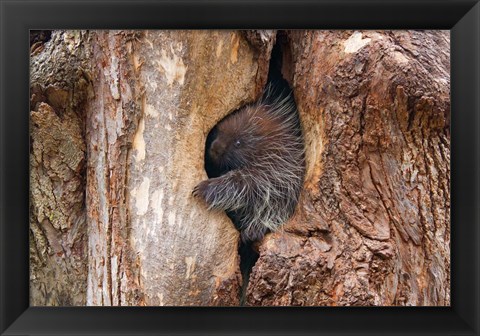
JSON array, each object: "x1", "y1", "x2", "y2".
[{"x1": 208, "y1": 138, "x2": 225, "y2": 162}]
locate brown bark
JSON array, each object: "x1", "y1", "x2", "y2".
[
  {"x1": 30, "y1": 30, "x2": 450, "y2": 307},
  {"x1": 246, "y1": 30, "x2": 450, "y2": 306},
  {"x1": 84, "y1": 30, "x2": 276, "y2": 305},
  {"x1": 29, "y1": 31, "x2": 89, "y2": 305}
]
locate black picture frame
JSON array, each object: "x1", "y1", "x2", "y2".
[{"x1": 1, "y1": 0, "x2": 479, "y2": 335}]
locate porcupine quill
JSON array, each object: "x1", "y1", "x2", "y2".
[{"x1": 193, "y1": 86, "x2": 305, "y2": 243}]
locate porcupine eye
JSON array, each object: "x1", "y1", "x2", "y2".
[{"x1": 234, "y1": 139, "x2": 241, "y2": 147}]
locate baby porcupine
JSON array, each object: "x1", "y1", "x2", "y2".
[{"x1": 193, "y1": 88, "x2": 305, "y2": 242}]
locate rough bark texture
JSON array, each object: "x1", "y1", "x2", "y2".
[
  {"x1": 29, "y1": 31, "x2": 90, "y2": 305},
  {"x1": 85, "y1": 30, "x2": 275, "y2": 306},
  {"x1": 30, "y1": 30, "x2": 449, "y2": 306},
  {"x1": 246, "y1": 30, "x2": 450, "y2": 306}
]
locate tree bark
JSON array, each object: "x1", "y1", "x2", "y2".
[
  {"x1": 30, "y1": 30, "x2": 450, "y2": 306},
  {"x1": 84, "y1": 30, "x2": 277, "y2": 305},
  {"x1": 29, "y1": 31, "x2": 90, "y2": 305},
  {"x1": 246, "y1": 30, "x2": 450, "y2": 306}
]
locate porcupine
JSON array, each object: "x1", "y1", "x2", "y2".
[{"x1": 193, "y1": 87, "x2": 305, "y2": 243}]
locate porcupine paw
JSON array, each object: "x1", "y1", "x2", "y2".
[{"x1": 192, "y1": 180, "x2": 215, "y2": 206}]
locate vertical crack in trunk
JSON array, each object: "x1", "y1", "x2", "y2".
[
  {"x1": 238, "y1": 30, "x2": 297, "y2": 305},
  {"x1": 239, "y1": 241, "x2": 259, "y2": 305}
]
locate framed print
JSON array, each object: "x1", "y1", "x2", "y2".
[{"x1": 1, "y1": 0, "x2": 479, "y2": 335}]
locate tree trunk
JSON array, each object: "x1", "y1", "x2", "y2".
[
  {"x1": 29, "y1": 31, "x2": 90, "y2": 305},
  {"x1": 84, "y1": 30, "x2": 278, "y2": 306},
  {"x1": 246, "y1": 30, "x2": 450, "y2": 306},
  {"x1": 30, "y1": 30, "x2": 450, "y2": 306}
]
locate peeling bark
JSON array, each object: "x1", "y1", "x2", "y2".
[
  {"x1": 246, "y1": 30, "x2": 450, "y2": 306},
  {"x1": 85, "y1": 30, "x2": 275, "y2": 305},
  {"x1": 30, "y1": 30, "x2": 449, "y2": 307},
  {"x1": 29, "y1": 31, "x2": 89, "y2": 306}
]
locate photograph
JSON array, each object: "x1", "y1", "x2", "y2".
[{"x1": 28, "y1": 29, "x2": 451, "y2": 307}]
